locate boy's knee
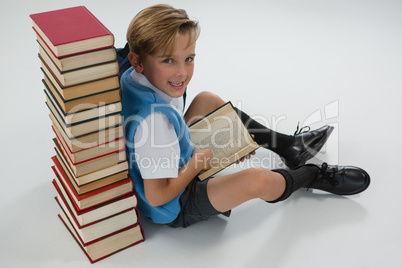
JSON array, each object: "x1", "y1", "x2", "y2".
[
  {"x1": 195, "y1": 91, "x2": 215, "y2": 100},
  {"x1": 246, "y1": 168, "x2": 275, "y2": 197},
  {"x1": 194, "y1": 91, "x2": 224, "y2": 106}
]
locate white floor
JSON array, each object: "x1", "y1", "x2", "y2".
[{"x1": 1, "y1": 0, "x2": 401, "y2": 267}]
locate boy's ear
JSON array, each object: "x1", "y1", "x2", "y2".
[{"x1": 128, "y1": 52, "x2": 144, "y2": 73}]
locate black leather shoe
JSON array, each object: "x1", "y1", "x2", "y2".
[
  {"x1": 307, "y1": 163, "x2": 370, "y2": 195},
  {"x1": 280, "y1": 125, "x2": 334, "y2": 169}
]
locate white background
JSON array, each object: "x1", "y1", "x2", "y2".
[{"x1": 1, "y1": 0, "x2": 401, "y2": 267}]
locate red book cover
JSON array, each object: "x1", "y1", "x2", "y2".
[
  {"x1": 30, "y1": 6, "x2": 114, "y2": 57},
  {"x1": 52, "y1": 166, "x2": 133, "y2": 211},
  {"x1": 57, "y1": 213, "x2": 144, "y2": 263},
  {"x1": 55, "y1": 193, "x2": 137, "y2": 231},
  {"x1": 52, "y1": 125, "x2": 124, "y2": 155},
  {"x1": 51, "y1": 160, "x2": 132, "y2": 201},
  {"x1": 53, "y1": 127, "x2": 125, "y2": 165},
  {"x1": 52, "y1": 178, "x2": 136, "y2": 217}
]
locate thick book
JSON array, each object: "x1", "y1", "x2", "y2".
[
  {"x1": 30, "y1": 6, "x2": 114, "y2": 58},
  {"x1": 40, "y1": 65, "x2": 120, "y2": 101},
  {"x1": 50, "y1": 114, "x2": 123, "y2": 152},
  {"x1": 52, "y1": 154, "x2": 128, "y2": 194},
  {"x1": 53, "y1": 138, "x2": 127, "y2": 177},
  {"x1": 43, "y1": 66, "x2": 121, "y2": 114},
  {"x1": 189, "y1": 102, "x2": 259, "y2": 181},
  {"x1": 58, "y1": 209, "x2": 144, "y2": 263},
  {"x1": 46, "y1": 93, "x2": 122, "y2": 126},
  {"x1": 46, "y1": 96, "x2": 122, "y2": 139},
  {"x1": 53, "y1": 123, "x2": 125, "y2": 166},
  {"x1": 37, "y1": 35, "x2": 117, "y2": 72},
  {"x1": 52, "y1": 166, "x2": 133, "y2": 210},
  {"x1": 52, "y1": 177, "x2": 137, "y2": 226},
  {"x1": 39, "y1": 53, "x2": 119, "y2": 87},
  {"x1": 53, "y1": 124, "x2": 125, "y2": 163},
  {"x1": 54, "y1": 148, "x2": 128, "y2": 186},
  {"x1": 55, "y1": 193, "x2": 138, "y2": 244},
  {"x1": 59, "y1": 102, "x2": 122, "y2": 126}
]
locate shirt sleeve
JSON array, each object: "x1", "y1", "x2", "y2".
[{"x1": 133, "y1": 111, "x2": 180, "y2": 179}]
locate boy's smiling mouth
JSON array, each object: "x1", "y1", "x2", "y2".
[
  {"x1": 169, "y1": 81, "x2": 183, "y2": 86},
  {"x1": 169, "y1": 81, "x2": 185, "y2": 89}
]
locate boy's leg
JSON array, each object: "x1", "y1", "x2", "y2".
[
  {"x1": 233, "y1": 108, "x2": 334, "y2": 169},
  {"x1": 184, "y1": 91, "x2": 226, "y2": 125},
  {"x1": 184, "y1": 91, "x2": 294, "y2": 150},
  {"x1": 184, "y1": 91, "x2": 334, "y2": 169},
  {"x1": 207, "y1": 163, "x2": 370, "y2": 213},
  {"x1": 207, "y1": 168, "x2": 286, "y2": 212}
]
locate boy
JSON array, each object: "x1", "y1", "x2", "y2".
[{"x1": 121, "y1": 4, "x2": 370, "y2": 228}]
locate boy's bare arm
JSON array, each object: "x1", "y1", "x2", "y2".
[{"x1": 143, "y1": 148, "x2": 212, "y2": 207}]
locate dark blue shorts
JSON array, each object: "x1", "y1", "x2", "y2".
[{"x1": 167, "y1": 177, "x2": 231, "y2": 228}]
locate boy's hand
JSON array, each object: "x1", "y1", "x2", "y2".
[
  {"x1": 235, "y1": 151, "x2": 256, "y2": 164},
  {"x1": 193, "y1": 148, "x2": 213, "y2": 171}
]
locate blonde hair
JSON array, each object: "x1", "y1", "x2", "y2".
[{"x1": 126, "y1": 4, "x2": 200, "y2": 60}]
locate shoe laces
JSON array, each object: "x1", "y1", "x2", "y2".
[
  {"x1": 307, "y1": 162, "x2": 339, "y2": 190},
  {"x1": 294, "y1": 122, "x2": 311, "y2": 135}
]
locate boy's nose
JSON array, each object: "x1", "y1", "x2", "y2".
[{"x1": 176, "y1": 64, "x2": 187, "y2": 78}]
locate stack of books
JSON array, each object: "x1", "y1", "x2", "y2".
[{"x1": 30, "y1": 6, "x2": 144, "y2": 263}]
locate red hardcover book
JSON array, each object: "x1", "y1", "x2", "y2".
[
  {"x1": 30, "y1": 6, "x2": 114, "y2": 58},
  {"x1": 36, "y1": 33, "x2": 117, "y2": 73},
  {"x1": 51, "y1": 165, "x2": 133, "y2": 210},
  {"x1": 54, "y1": 131, "x2": 125, "y2": 165},
  {"x1": 52, "y1": 178, "x2": 137, "y2": 226},
  {"x1": 51, "y1": 153, "x2": 128, "y2": 194},
  {"x1": 53, "y1": 137, "x2": 126, "y2": 177},
  {"x1": 52, "y1": 124, "x2": 125, "y2": 163},
  {"x1": 55, "y1": 194, "x2": 138, "y2": 244},
  {"x1": 58, "y1": 211, "x2": 144, "y2": 263}
]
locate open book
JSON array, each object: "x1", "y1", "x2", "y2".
[{"x1": 189, "y1": 102, "x2": 259, "y2": 181}]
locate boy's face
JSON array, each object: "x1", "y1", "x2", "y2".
[{"x1": 141, "y1": 34, "x2": 196, "y2": 98}]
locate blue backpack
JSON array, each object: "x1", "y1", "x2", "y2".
[
  {"x1": 116, "y1": 43, "x2": 187, "y2": 106},
  {"x1": 116, "y1": 43, "x2": 131, "y2": 79}
]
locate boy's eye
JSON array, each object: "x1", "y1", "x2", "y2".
[
  {"x1": 185, "y1": 57, "x2": 194, "y2": 63},
  {"x1": 163, "y1": 58, "x2": 173, "y2": 64}
]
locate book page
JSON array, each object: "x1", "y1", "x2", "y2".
[{"x1": 189, "y1": 102, "x2": 259, "y2": 180}]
